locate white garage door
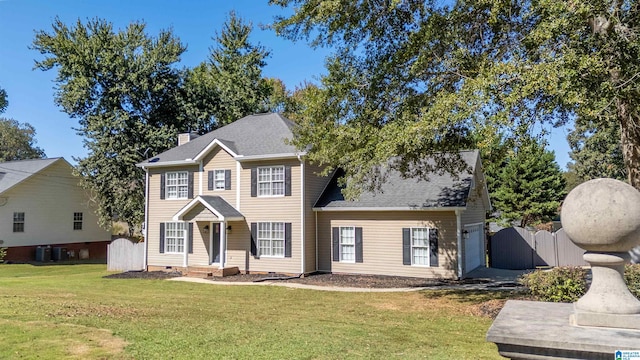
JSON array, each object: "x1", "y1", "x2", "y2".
[{"x1": 464, "y1": 223, "x2": 484, "y2": 273}]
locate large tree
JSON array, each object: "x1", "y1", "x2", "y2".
[
  {"x1": 0, "y1": 118, "x2": 46, "y2": 162},
  {"x1": 492, "y1": 138, "x2": 566, "y2": 227},
  {"x1": 32, "y1": 18, "x2": 187, "y2": 232},
  {"x1": 0, "y1": 86, "x2": 7, "y2": 114},
  {"x1": 568, "y1": 118, "x2": 626, "y2": 181},
  {"x1": 271, "y1": 0, "x2": 640, "y2": 196}
]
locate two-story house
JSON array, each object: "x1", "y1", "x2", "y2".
[{"x1": 137, "y1": 113, "x2": 490, "y2": 279}]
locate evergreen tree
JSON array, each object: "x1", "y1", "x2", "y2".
[
  {"x1": 492, "y1": 139, "x2": 566, "y2": 228},
  {"x1": 568, "y1": 118, "x2": 626, "y2": 182},
  {"x1": 0, "y1": 86, "x2": 7, "y2": 114}
]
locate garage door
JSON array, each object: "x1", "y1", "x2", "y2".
[{"x1": 464, "y1": 223, "x2": 484, "y2": 273}]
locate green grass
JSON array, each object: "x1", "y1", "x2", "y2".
[{"x1": 0, "y1": 264, "x2": 512, "y2": 359}]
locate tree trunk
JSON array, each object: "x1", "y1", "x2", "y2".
[{"x1": 618, "y1": 100, "x2": 640, "y2": 189}]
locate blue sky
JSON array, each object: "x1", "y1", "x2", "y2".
[{"x1": 0, "y1": 0, "x2": 572, "y2": 168}]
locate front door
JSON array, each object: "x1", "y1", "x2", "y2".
[{"x1": 212, "y1": 223, "x2": 221, "y2": 263}]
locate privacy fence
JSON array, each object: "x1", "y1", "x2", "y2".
[{"x1": 107, "y1": 237, "x2": 144, "y2": 271}]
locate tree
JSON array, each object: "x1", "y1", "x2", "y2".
[
  {"x1": 0, "y1": 118, "x2": 46, "y2": 162},
  {"x1": 0, "y1": 86, "x2": 7, "y2": 114},
  {"x1": 270, "y1": 0, "x2": 640, "y2": 195},
  {"x1": 32, "y1": 18, "x2": 187, "y2": 232},
  {"x1": 492, "y1": 139, "x2": 566, "y2": 228},
  {"x1": 568, "y1": 118, "x2": 626, "y2": 181}
]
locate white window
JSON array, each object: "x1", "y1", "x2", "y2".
[
  {"x1": 339, "y1": 226, "x2": 355, "y2": 262},
  {"x1": 411, "y1": 228, "x2": 429, "y2": 266},
  {"x1": 13, "y1": 212, "x2": 24, "y2": 233},
  {"x1": 257, "y1": 222, "x2": 285, "y2": 257},
  {"x1": 258, "y1": 166, "x2": 285, "y2": 197},
  {"x1": 165, "y1": 171, "x2": 188, "y2": 199},
  {"x1": 165, "y1": 222, "x2": 186, "y2": 253},
  {"x1": 73, "y1": 212, "x2": 83, "y2": 230},
  {"x1": 214, "y1": 169, "x2": 226, "y2": 190}
]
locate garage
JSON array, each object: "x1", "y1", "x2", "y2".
[{"x1": 464, "y1": 223, "x2": 485, "y2": 273}]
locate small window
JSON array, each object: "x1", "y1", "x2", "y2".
[
  {"x1": 165, "y1": 222, "x2": 186, "y2": 253},
  {"x1": 73, "y1": 212, "x2": 83, "y2": 230},
  {"x1": 339, "y1": 226, "x2": 355, "y2": 262},
  {"x1": 13, "y1": 212, "x2": 24, "y2": 233},
  {"x1": 257, "y1": 166, "x2": 285, "y2": 197},
  {"x1": 165, "y1": 171, "x2": 189, "y2": 199},
  {"x1": 214, "y1": 169, "x2": 226, "y2": 190},
  {"x1": 257, "y1": 222, "x2": 285, "y2": 257},
  {"x1": 411, "y1": 228, "x2": 429, "y2": 266}
]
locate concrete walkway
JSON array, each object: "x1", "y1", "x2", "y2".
[{"x1": 168, "y1": 267, "x2": 530, "y2": 293}]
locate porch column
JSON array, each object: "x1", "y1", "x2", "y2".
[{"x1": 219, "y1": 220, "x2": 226, "y2": 269}]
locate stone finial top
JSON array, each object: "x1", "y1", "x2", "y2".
[{"x1": 561, "y1": 178, "x2": 640, "y2": 252}]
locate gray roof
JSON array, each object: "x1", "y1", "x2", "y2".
[
  {"x1": 139, "y1": 113, "x2": 298, "y2": 166},
  {"x1": 315, "y1": 150, "x2": 480, "y2": 209},
  {"x1": 0, "y1": 158, "x2": 63, "y2": 194},
  {"x1": 199, "y1": 195, "x2": 244, "y2": 218}
]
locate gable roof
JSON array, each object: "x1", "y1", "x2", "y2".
[
  {"x1": 314, "y1": 150, "x2": 486, "y2": 210},
  {"x1": 0, "y1": 158, "x2": 64, "y2": 195},
  {"x1": 138, "y1": 113, "x2": 300, "y2": 167},
  {"x1": 173, "y1": 195, "x2": 244, "y2": 221}
]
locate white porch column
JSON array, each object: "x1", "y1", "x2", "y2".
[
  {"x1": 183, "y1": 222, "x2": 188, "y2": 268},
  {"x1": 219, "y1": 221, "x2": 226, "y2": 269}
]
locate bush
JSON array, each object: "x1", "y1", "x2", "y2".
[
  {"x1": 0, "y1": 247, "x2": 6, "y2": 262},
  {"x1": 625, "y1": 264, "x2": 640, "y2": 300},
  {"x1": 519, "y1": 267, "x2": 588, "y2": 303}
]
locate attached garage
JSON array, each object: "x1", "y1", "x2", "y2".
[{"x1": 464, "y1": 223, "x2": 485, "y2": 273}]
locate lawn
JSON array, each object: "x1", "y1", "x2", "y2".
[{"x1": 0, "y1": 264, "x2": 513, "y2": 359}]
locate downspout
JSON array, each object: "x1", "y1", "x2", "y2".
[
  {"x1": 198, "y1": 161, "x2": 203, "y2": 195},
  {"x1": 219, "y1": 220, "x2": 226, "y2": 269},
  {"x1": 236, "y1": 161, "x2": 241, "y2": 210},
  {"x1": 143, "y1": 168, "x2": 149, "y2": 270},
  {"x1": 298, "y1": 154, "x2": 305, "y2": 275},
  {"x1": 455, "y1": 210, "x2": 463, "y2": 279}
]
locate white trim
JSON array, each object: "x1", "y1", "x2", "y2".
[
  {"x1": 338, "y1": 226, "x2": 356, "y2": 263},
  {"x1": 465, "y1": 222, "x2": 484, "y2": 227},
  {"x1": 455, "y1": 209, "x2": 463, "y2": 279},
  {"x1": 137, "y1": 159, "x2": 198, "y2": 168},
  {"x1": 172, "y1": 195, "x2": 244, "y2": 222},
  {"x1": 198, "y1": 161, "x2": 203, "y2": 196},
  {"x1": 300, "y1": 158, "x2": 305, "y2": 274},
  {"x1": 164, "y1": 170, "x2": 189, "y2": 200},
  {"x1": 194, "y1": 139, "x2": 239, "y2": 161},
  {"x1": 209, "y1": 222, "x2": 214, "y2": 265},
  {"x1": 143, "y1": 169, "x2": 149, "y2": 269},
  {"x1": 235, "y1": 152, "x2": 305, "y2": 162},
  {"x1": 409, "y1": 227, "x2": 430, "y2": 267},
  {"x1": 256, "y1": 165, "x2": 286, "y2": 197},
  {"x1": 235, "y1": 161, "x2": 241, "y2": 210},
  {"x1": 313, "y1": 206, "x2": 466, "y2": 212},
  {"x1": 219, "y1": 221, "x2": 226, "y2": 269},
  {"x1": 212, "y1": 169, "x2": 226, "y2": 191}
]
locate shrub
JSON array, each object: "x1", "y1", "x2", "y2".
[
  {"x1": 625, "y1": 264, "x2": 640, "y2": 300},
  {"x1": 0, "y1": 247, "x2": 6, "y2": 262},
  {"x1": 519, "y1": 267, "x2": 588, "y2": 303}
]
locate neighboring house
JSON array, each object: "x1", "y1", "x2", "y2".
[
  {"x1": 0, "y1": 158, "x2": 111, "y2": 261},
  {"x1": 137, "y1": 113, "x2": 491, "y2": 279}
]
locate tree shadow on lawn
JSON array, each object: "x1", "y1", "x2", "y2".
[{"x1": 421, "y1": 288, "x2": 532, "y2": 318}]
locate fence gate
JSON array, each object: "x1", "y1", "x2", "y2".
[{"x1": 107, "y1": 238, "x2": 145, "y2": 271}]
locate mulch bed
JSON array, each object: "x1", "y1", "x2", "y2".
[{"x1": 104, "y1": 270, "x2": 182, "y2": 280}]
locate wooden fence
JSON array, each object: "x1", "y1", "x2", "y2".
[{"x1": 107, "y1": 238, "x2": 144, "y2": 271}]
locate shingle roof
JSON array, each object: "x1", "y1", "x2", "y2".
[
  {"x1": 0, "y1": 158, "x2": 62, "y2": 194},
  {"x1": 138, "y1": 113, "x2": 298, "y2": 166},
  {"x1": 199, "y1": 195, "x2": 244, "y2": 218},
  {"x1": 314, "y1": 150, "x2": 480, "y2": 209}
]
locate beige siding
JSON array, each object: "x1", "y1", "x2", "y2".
[
  {"x1": 0, "y1": 160, "x2": 110, "y2": 247},
  {"x1": 304, "y1": 163, "x2": 331, "y2": 273},
  {"x1": 317, "y1": 211, "x2": 458, "y2": 279},
  {"x1": 238, "y1": 159, "x2": 301, "y2": 274},
  {"x1": 226, "y1": 220, "x2": 251, "y2": 270},
  {"x1": 189, "y1": 221, "x2": 210, "y2": 266},
  {"x1": 147, "y1": 165, "x2": 199, "y2": 267},
  {"x1": 201, "y1": 147, "x2": 237, "y2": 205}
]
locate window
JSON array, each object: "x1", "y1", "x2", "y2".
[
  {"x1": 339, "y1": 227, "x2": 355, "y2": 262},
  {"x1": 165, "y1": 222, "x2": 186, "y2": 253},
  {"x1": 165, "y1": 171, "x2": 189, "y2": 199},
  {"x1": 73, "y1": 212, "x2": 83, "y2": 230},
  {"x1": 257, "y1": 222, "x2": 285, "y2": 257},
  {"x1": 214, "y1": 169, "x2": 226, "y2": 190},
  {"x1": 257, "y1": 166, "x2": 285, "y2": 197},
  {"x1": 13, "y1": 212, "x2": 24, "y2": 233},
  {"x1": 411, "y1": 228, "x2": 429, "y2": 266}
]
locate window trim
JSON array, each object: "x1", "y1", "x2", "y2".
[
  {"x1": 165, "y1": 171, "x2": 189, "y2": 199},
  {"x1": 257, "y1": 222, "x2": 285, "y2": 258},
  {"x1": 257, "y1": 166, "x2": 285, "y2": 197},
  {"x1": 410, "y1": 227, "x2": 430, "y2": 267},
  {"x1": 164, "y1": 222, "x2": 186, "y2": 254},
  {"x1": 73, "y1": 212, "x2": 83, "y2": 231},
  {"x1": 213, "y1": 169, "x2": 226, "y2": 191},
  {"x1": 13, "y1": 212, "x2": 24, "y2": 233},
  {"x1": 339, "y1": 226, "x2": 356, "y2": 263}
]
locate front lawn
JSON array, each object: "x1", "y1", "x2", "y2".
[{"x1": 0, "y1": 264, "x2": 512, "y2": 359}]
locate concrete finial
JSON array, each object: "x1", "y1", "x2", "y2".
[{"x1": 561, "y1": 178, "x2": 640, "y2": 328}]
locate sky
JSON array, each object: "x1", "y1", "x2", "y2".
[{"x1": 0, "y1": 0, "x2": 572, "y2": 168}]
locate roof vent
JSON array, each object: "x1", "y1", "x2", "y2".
[{"x1": 178, "y1": 132, "x2": 200, "y2": 146}]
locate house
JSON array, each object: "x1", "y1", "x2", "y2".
[
  {"x1": 137, "y1": 113, "x2": 491, "y2": 279},
  {"x1": 0, "y1": 158, "x2": 111, "y2": 261}
]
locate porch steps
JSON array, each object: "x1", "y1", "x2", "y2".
[{"x1": 185, "y1": 266, "x2": 240, "y2": 278}]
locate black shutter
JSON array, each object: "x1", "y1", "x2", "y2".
[
  {"x1": 284, "y1": 165, "x2": 292, "y2": 196},
  {"x1": 225, "y1": 169, "x2": 231, "y2": 190},
  {"x1": 188, "y1": 171, "x2": 194, "y2": 198},
  {"x1": 250, "y1": 222, "x2": 258, "y2": 257},
  {"x1": 159, "y1": 223, "x2": 165, "y2": 253},
  {"x1": 160, "y1": 173, "x2": 166, "y2": 199},
  {"x1": 284, "y1": 222, "x2": 292, "y2": 258},
  {"x1": 208, "y1": 171, "x2": 214, "y2": 190},
  {"x1": 355, "y1": 227, "x2": 363, "y2": 263},
  {"x1": 402, "y1": 228, "x2": 411, "y2": 265},
  {"x1": 332, "y1": 227, "x2": 339, "y2": 262},
  {"x1": 188, "y1": 223, "x2": 194, "y2": 254},
  {"x1": 251, "y1": 168, "x2": 257, "y2": 197},
  {"x1": 429, "y1": 228, "x2": 439, "y2": 267}
]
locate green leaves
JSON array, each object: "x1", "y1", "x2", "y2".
[{"x1": 0, "y1": 118, "x2": 46, "y2": 162}]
